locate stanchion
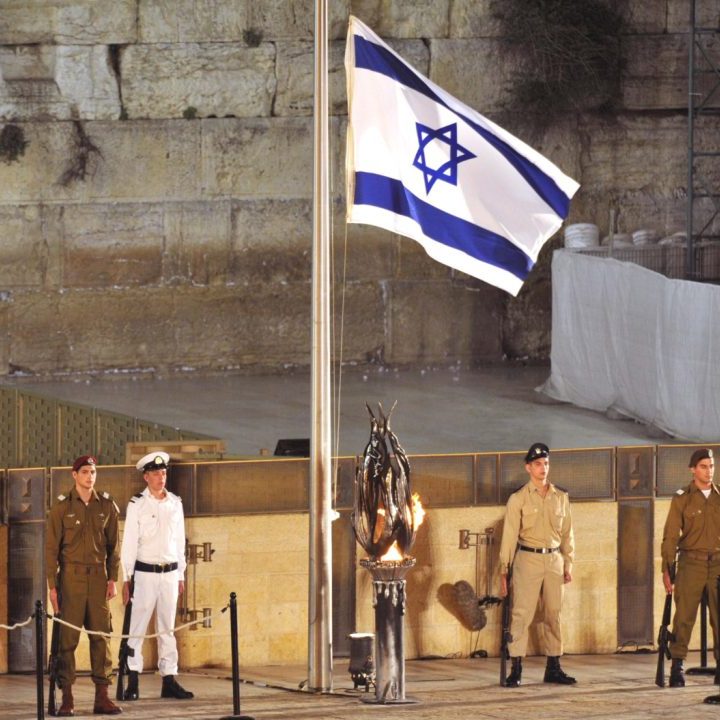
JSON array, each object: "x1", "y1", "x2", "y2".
[
  {"x1": 35, "y1": 600, "x2": 45, "y2": 720},
  {"x1": 703, "y1": 576, "x2": 720, "y2": 704},
  {"x1": 220, "y1": 592, "x2": 253, "y2": 720},
  {"x1": 688, "y1": 590, "x2": 715, "y2": 675}
]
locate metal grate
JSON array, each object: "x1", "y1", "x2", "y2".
[
  {"x1": 96, "y1": 411, "x2": 137, "y2": 465},
  {"x1": 498, "y1": 448, "x2": 613, "y2": 503},
  {"x1": 617, "y1": 500, "x2": 654, "y2": 647},
  {"x1": 137, "y1": 420, "x2": 180, "y2": 442},
  {"x1": 0, "y1": 388, "x2": 18, "y2": 467},
  {"x1": 656, "y1": 444, "x2": 720, "y2": 497},
  {"x1": 410, "y1": 453, "x2": 474, "y2": 508},
  {"x1": 57, "y1": 402, "x2": 96, "y2": 466},
  {"x1": 19, "y1": 394, "x2": 56, "y2": 467},
  {"x1": 195, "y1": 459, "x2": 309, "y2": 515},
  {"x1": 475, "y1": 452, "x2": 498, "y2": 504}
]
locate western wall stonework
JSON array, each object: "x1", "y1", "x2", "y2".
[{"x1": 0, "y1": 0, "x2": 717, "y2": 376}]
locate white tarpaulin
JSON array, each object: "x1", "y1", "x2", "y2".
[{"x1": 540, "y1": 251, "x2": 720, "y2": 441}]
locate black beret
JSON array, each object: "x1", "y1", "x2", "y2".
[
  {"x1": 524, "y1": 443, "x2": 550, "y2": 464},
  {"x1": 689, "y1": 448, "x2": 713, "y2": 468}
]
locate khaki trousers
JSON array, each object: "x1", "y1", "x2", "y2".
[
  {"x1": 57, "y1": 564, "x2": 113, "y2": 687},
  {"x1": 670, "y1": 555, "x2": 720, "y2": 659},
  {"x1": 508, "y1": 550, "x2": 564, "y2": 658}
]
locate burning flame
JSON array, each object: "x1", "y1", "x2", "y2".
[{"x1": 380, "y1": 493, "x2": 425, "y2": 561}]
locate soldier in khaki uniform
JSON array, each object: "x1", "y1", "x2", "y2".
[
  {"x1": 499, "y1": 442, "x2": 576, "y2": 687},
  {"x1": 45, "y1": 455, "x2": 122, "y2": 716},
  {"x1": 661, "y1": 447, "x2": 720, "y2": 688}
]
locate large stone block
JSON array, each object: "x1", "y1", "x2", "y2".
[
  {"x1": 0, "y1": 45, "x2": 120, "y2": 121},
  {"x1": 621, "y1": 34, "x2": 688, "y2": 110},
  {"x1": 429, "y1": 38, "x2": 517, "y2": 113},
  {"x1": 0, "y1": 120, "x2": 202, "y2": 204},
  {"x1": 667, "y1": 0, "x2": 719, "y2": 32},
  {"x1": 330, "y1": 281, "x2": 388, "y2": 362},
  {"x1": 56, "y1": 203, "x2": 166, "y2": 287},
  {"x1": 0, "y1": 0, "x2": 137, "y2": 45},
  {"x1": 229, "y1": 198, "x2": 312, "y2": 284},
  {"x1": 622, "y1": 1, "x2": 670, "y2": 33},
  {"x1": 449, "y1": 0, "x2": 506, "y2": 38},
  {"x1": 351, "y1": 0, "x2": 450, "y2": 38},
  {"x1": 249, "y1": 0, "x2": 350, "y2": 40},
  {"x1": 386, "y1": 280, "x2": 503, "y2": 364},
  {"x1": 0, "y1": 205, "x2": 45, "y2": 287},
  {"x1": 335, "y1": 220, "x2": 397, "y2": 281},
  {"x1": 202, "y1": 118, "x2": 332, "y2": 199},
  {"x1": 276, "y1": 38, "x2": 428, "y2": 116},
  {"x1": 121, "y1": 43, "x2": 276, "y2": 120},
  {"x1": 138, "y1": 0, "x2": 250, "y2": 43},
  {"x1": 163, "y1": 200, "x2": 233, "y2": 285}
]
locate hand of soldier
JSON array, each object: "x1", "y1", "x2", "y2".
[
  {"x1": 662, "y1": 568, "x2": 673, "y2": 594},
  {"x1": 49, "y1": 587, "x2": 60, "y2": 614},
  {"x1": 179, "y1": 580, "x2": 185, "y2": 597},
  {"x1": 563, "y1": 571, "x2": 572, "y2": 584},
  {"x1": 122, "y1": 581, "x2": 132, "y2": 606},
  {"x1": 500, "y1": 574, "x2": 508, "y2": 597},
  {"x1": 106, "y1": 580, "x2": 117, "y2": 600}
]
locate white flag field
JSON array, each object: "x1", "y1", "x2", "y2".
[{"x1": 344, "y1": 16, "x2": 580, "y2": 296}]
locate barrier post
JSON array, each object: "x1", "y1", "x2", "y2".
[
  {"x1": 220, "y1": 592, "x2": 253, "y2": 720},
  {"x1": 35, "y1": 600, "x2": 45, "y2": 720}
]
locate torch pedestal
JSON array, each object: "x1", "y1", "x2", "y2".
[{"x1": 359, "y1": 557, "x2": 419, "y2": 704}]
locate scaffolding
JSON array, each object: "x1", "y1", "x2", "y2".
[{"x1": 687, "y1": 0, "x2": 720, "y2": 278}]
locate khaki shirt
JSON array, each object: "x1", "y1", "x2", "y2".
[
  {"x1": 499, "y1": 480, "x2": 574, "y2": 575},
  {"x1": 661, "y1": 481, "x2": 720, "y2": 572},
  {"x1": 45, "y1": 487, "x2": 120, "y2": 589}
]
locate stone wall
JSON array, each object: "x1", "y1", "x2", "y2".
[{"x1": 0, "y1": 0, "x2": 717, "y2": 376}]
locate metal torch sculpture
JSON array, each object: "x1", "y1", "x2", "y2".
[{"x1": 352, "y1": 402, "x2": 423, "y2": 704}]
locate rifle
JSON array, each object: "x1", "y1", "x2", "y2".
[
  {"x1": 47, "y1": 604, "x2": 61, "y2": 716},
  {"x1": 655, "y1": 563, "x2": 675, "y2": 687},
  {"x1": 116, "y1": 579, "x2": 135, "y2": 701},
  {"x1": 499, "y1": 566, "x2": 513, "y2": 687}
]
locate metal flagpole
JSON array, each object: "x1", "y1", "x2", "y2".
[{"x1": 308, "y1": 0, "x2": 333, "y2": 692}]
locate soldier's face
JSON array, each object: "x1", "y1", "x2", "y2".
[
  {"x1": 73, "y1": 464, "x2": 97, "y2": 490},
  {"x1": 526, "y1": 457, "x2": 549, "y2": 483},
  {"x1": 692, "y1": 458, "x2": 714, "y2": 486},
  {"x1": 144, "y1": 468, "x2": 167, "y2": 495}
]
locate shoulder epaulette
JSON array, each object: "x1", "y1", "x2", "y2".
[
  {"x1": 509, "y1": 485, "x2": 525, "y2": 496},
  {"x1": 676, "y1": 488, "x2": 685, "y2": 495},
  {"x1": 129, "y1": 492, "x2": 144, "y2": 503},
  {"x1": 57, "y1": 494, "x2": 67, "y2": 502},
  {"x1": 102, "y1": 491, "x2": 111, "y2": 500}
]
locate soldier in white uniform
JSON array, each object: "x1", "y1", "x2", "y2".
[
  {"x1": 120, "y1": 451, "x2": 193, "y2": 701},
  {"x1": 499, "y1": 442, "x2": 576, "y2": 687}
]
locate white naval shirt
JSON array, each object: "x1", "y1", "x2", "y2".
[{"x1": 121, "y1": 487, "x2": 187, "y2": 581}]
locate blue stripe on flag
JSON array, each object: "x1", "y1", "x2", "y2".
[
  {"x1": 353, "y1": 35, "x2": 570, "y2": 220},
  {"x1": 354, "y1": 171, "x2": 533, "y2": 281}
]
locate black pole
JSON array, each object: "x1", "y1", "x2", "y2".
[
  {"x1": 688, "y1": 588, "x2": 716, "y2": 675},
  {"x1": 219, "y1": 592, "x2": 253, "y2": 720},
  {"x1": 35, "y1": 600, "x2": 45, "y2": 720},
  {"x1": 703, "y1": 574, "x2": 720, "y2": 703}
]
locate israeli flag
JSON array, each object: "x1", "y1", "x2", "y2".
[{"x1": 345, "y1": 16, "x2": 580, "y2": 296}]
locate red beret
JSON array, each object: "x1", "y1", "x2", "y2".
[{"x1": 72, "y1": 455, "x2": 97, "y2": 472}]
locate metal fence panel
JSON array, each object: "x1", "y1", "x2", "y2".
[
  {"x1": 656, "y1": 444, "x2": 720, "y2": 497},
  {"x1": 410, "y1": 454, "x2": 474, "y2": 508}
]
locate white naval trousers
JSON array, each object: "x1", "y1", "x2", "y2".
[{"x1": 127, "y1": 569, "x2": 179, "y2": 676}]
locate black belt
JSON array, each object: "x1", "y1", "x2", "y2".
[
  {"x1": 518, "y1": 544, "x2": 559, "y2": 554},
  {"x1": 134, "y1": 561, "x2": 178, "y2": 573}
]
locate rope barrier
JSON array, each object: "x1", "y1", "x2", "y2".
[
  {"x1": 43, "y1": 603, "x2": 229, "y2": 640},
  {"x1": 0, "y1": 615, "x2": 35, "y2": 631}
]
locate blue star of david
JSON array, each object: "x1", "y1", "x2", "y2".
[{"x1": 412, "y1": 122, "x2": 476, "y2": 194}]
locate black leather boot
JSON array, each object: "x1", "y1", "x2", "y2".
[
  {"x1": 505, "y1": 657, "x2": 522, "y2": 687},
  {"x1": 544, "y1": 656, "x2": 577, "y2": 684},
  {"x1": 123, "y1": 671, "x2": 139, "y2": 701},
  {"x1": 669, "y1": 658, "x2": 685, "y2": 687},
  {"x1": 161, "y1": 675, "x2": 194, "y2": 699}
]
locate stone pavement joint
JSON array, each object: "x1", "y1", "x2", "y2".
[{"x1": 3, "y1": 654, "x2": 720, "y2": 719}]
